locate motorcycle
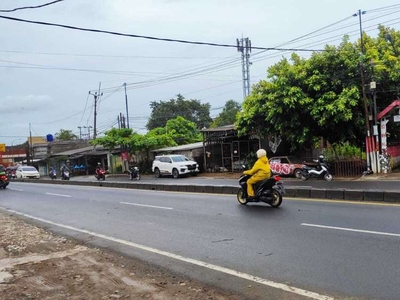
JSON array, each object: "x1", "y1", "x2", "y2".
[
  {"x1": 49, "y1": 169, "x2": 57, "y2": 180},
  {"x1": 0, "y1": 172, "x2": 9, "y2": 189},
  {"x1": 95, "y1": 168, "x2": 106, "y2": 181},
  {"x1": 237, "y1": 171, "x2": 284, "y2": 207},
  {"x1": 129, "y1": 166, "x2": 141, "y2": 180},
  {"x1": 61, "y1": 169, "x2": 70, "y2": 180},
  {"x1": 300, "y1": 155, "x2": 333, "y2": 181}
]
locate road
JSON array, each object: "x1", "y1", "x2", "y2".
[
  {"x1": 2, "y1": 182, "x2": 400, "y2": 299},
  {"x1": 76, "y1": 173, "x2": 400, "y2": 191}
]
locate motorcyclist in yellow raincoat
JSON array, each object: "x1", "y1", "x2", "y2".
[{"x1": 243, "y1": 149, "x2": 271, "y2": 199}]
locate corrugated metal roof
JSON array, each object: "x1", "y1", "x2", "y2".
[
  {"x1": 49, "y1": 145, "x2": 104, "y2": 157},
  {"x1": 152, "y1": 142, "x2": 204, "y2": 152},
  {"x1": 200, "y1": 124, "x2": 235, "y2": 132}
]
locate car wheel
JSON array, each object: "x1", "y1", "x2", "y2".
[
  {"x1": 154, "y1": 168, "x2": 161, "y2": 178},
  {"x1": 172, "y1": 168, "x2": 179, "y2": 179},
  {"x1": 294, "y1": 169, "x2": 302, "y2": 179}
]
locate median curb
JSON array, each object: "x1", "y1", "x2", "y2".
[{"x1": 15, "y1": 179, "x2": 400, "y2": 203}]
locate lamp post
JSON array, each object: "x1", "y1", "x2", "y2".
[{"x1": 11, "y1": 138, "x2": 21, "y2": 165}]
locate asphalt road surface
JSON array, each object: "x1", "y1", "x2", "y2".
[
  {"x1": 2, "y1": 182, "x2": 400, "y2": 299},
  {"x1": 76, "y1": 174, "x2": 400, "y2": 191}
]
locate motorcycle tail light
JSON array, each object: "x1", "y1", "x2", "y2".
[
  {"x1": 274, "y1": 175, "x2": 281, "y2": 181},
  {"x1": 0, "y1": 175, "x2": 6, "y2": 180}
]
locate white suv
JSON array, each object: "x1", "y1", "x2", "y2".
[{"x1": 152, "y1": 155, "x2": 199, "y2": 178}]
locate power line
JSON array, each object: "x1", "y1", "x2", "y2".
[
  {"x1": 0, "y1": 0, "x2": 64, "y2": 12},
  {"x1": 0, "y1": 49, "x2": 229, "y2": 60},
  {"x1": 0, "y1": 14, "x2": 323, "y2": 52}
]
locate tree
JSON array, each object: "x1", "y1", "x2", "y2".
[
  {"x1": 146, "y1": 94, "x2": 212, "y2": 130},
  {"x1": 211, "y1": 100, "x2": 241, "y2": 127},
  {"x1": 236, "y1": 27, "x2": 400, "y2": 152},
  {"x1": 55, "y1": 129, "x2": 78, "y2": 141},
  {"x1": 166, "y1": 116, "x2": 202, "y2": 144},
  {"x1": 90, "y1": 128, "x2": 133, "y2": 152},
  {"x1": 91, "y1": 127, "x2": 176, "y2": 158}
]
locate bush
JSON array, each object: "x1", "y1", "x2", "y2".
[{"x1": 324, "y1": 143, "x2": 364, "y2": 161}]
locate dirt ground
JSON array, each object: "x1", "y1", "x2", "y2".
[{"x1": 0, "y1": 211, "x2": 242, "y2": 300}]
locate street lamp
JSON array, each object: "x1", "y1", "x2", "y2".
[{"x1": 11, "y1": 138, "x2": 21, "y2": 165}]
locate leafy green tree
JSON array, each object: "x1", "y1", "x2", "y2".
[
  {"x1": 90, "y1": 128, "x2": 133, "y2": 151},
  {"x1": 211, "y1": 100, "x2": 241, "y2": 127},
  {"x1": 236, "y1": 27, "x2": 400, "y2": 151},
  {"x1": 55, "y1": 129, "x2": 78, "y2": 141},
  {"x1": 146, "y1": 94, "x2": 212, "y2": 130},
  {"x1": 166, "y1": 116, "x2": 202, "y2": 144}
]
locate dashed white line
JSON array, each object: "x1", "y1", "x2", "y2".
[
  {"x1": 120, "y1": 202, "x2": 173, "y2": 210},
  {"x1": 46, "y1": 192, "x2": 71, "y2": 198},
  {"x1": 301, "y1": 223, "x2": 400, "y2": 237},
  {"x1": 0, "y1": 207, "x2": 332, "y2": 300},
  {"x1": 8, "y1": 188, "x2": 23, "y2": 191}
]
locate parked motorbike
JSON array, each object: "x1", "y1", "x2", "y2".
[
  {"x1": 0, "y1": 172, "x2": 10, "y2": 189},
  {"x1": 237, "y1": 170, "x2": 284, "y2": 207},
  {"x1": 129, "y1": 166, "x2": 141, "y2": 180},
  {"x1": 95, "y1": 168, "x2": 106, "y2": 181},
  {"x1": 61, "y1": 170, "x2": 70, "y2": 180},
  {"x1": 49, "y1": 169, "x2": 57, "y2": 180},
  {"x1": 300, "y1": 154, "x2": 333, "y2": 181}
]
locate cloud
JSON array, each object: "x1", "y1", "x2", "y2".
[{"x1": 1, "y1": 95, "x2": 53, "y2": 114}]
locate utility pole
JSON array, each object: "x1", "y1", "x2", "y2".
[
  {"x1": 354, "y1": 9, "x2": 376, "y2": 172},
  {"x1": 88, "y1": 82, "x2": 103, "y2": 139},
  {"x1": 83, "y1": 126, "x2": 93, "y2": 140},
  {"x1": 237, "y1": 37, "x2": 252, "y2": 100},
  {"x1": 29, "y1": 122, "x2": 33, "y2": 163},
  {"x1": 124, "y1": 83, "x2": 130, "y2": 129},
  {"x1": 77, "y1": 126, "x2": 82, "y2": 139}
]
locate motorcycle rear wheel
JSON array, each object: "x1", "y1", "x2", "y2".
[
  {"x1": 270, "y1": 190, "x2": 282, "y2": 207},
  {"x1": 237, "y1": 189, "x2": 248, "y2": 205}
]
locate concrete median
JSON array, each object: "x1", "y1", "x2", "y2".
[{"x1": 13, "y1": 178, "x2": 400, "y2": 203}]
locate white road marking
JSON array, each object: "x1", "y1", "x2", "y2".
[
  {"x1": 45, "y1": 192, "x2": 71, "y2": 198},
  {"x1": 120, "y1": 202, "x2": 173, "y2": 210},
  {"x1": 0, "y1": 207, "x2": 333, "y2": 300},
  {"x1": 8, "y1": 188, "x2": 23, "y2": 191},
  {"x1": 301, "y1": 223, "x2": 400, "y2": 237}
]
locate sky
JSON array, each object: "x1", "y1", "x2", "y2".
[{"x1": 1, "y1": 0, "x2": 400, "y2": 146}]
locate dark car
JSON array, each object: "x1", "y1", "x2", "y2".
[{"x1": 269, "y1": 156, "x2": 303, "y2": 178}]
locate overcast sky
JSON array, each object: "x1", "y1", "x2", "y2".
[{"x1": 1, "y1": 0, "x2": 399, "y2": 146}]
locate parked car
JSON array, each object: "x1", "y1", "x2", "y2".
[
  {"x1": 152, "y1": 155, "x2": 199, "y2": 178},
  {"x1": 16, "y1": 165, "x2": 40, "y2": 179},
  {"x1": 269, "y1": 156, "x2": 303, "y2": 178}
]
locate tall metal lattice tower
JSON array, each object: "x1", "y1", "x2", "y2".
[{"x1": 237, "y1": 37, "x2": 252, "y2": 100}]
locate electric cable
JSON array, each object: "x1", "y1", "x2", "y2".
[
  {"x1": 0, "y1": 0, "x2": 64, "y2": 12},
  {"x1": 0, "y1": 14, "x2": 323, "y2": 52}
]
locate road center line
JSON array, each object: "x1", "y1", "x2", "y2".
[
  {"x1": 46, "y1": 192, "x2": 71, "y2": 198},
  {"x1": 0, "y1": 207, "x2": 332, "y2": 300},
  {"x1": 301, "y1": 223, "x2": 400, "y2": 237},
  {"x1": 120, "y1": 202, "x2": 173, "y2": 210}
]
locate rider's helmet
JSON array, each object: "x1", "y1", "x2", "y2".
[
  {"x1": 256, "y1": 149, "x2": 267, "y2": 158},
  {"x1": 318, "y1": 154, "x2": 325, "y2": 161},
  {"x1": 97, "y1": 162, "x2": 101, "y2": 166}
]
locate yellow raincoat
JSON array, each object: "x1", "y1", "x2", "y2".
[{"x1": 243, "y1": 156, "x2": 271, "y2": 197}]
